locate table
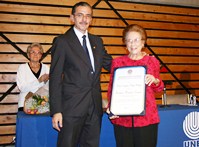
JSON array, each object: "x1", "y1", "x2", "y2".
[
  {"x1": 16, "y1": 105, "x2": 199, "y2": 147},
  {"x1": 15, "y1": 112, "x2": 58, "y2": 147},
  {"x1": 15, "y1": 111, "x2": 115, "y2": 147}
]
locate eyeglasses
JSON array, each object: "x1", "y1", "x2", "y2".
[
  {"x1": 29, "y1": 50, "x2": 42, "y2": 55},
  {"x1": 74, "y1": 13, "x2": 92, "y2": 19},
  {"x1": 125, "y1": 38, "x2": 143, "y2": 44}
]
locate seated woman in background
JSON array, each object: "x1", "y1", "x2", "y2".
[{"x1": 16, "y1": 43, "x2": 49, "y2": 111}]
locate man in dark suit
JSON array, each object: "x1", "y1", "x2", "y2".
[{"x1": 49, "y1": 1, "x2": 112, "y2": 147}]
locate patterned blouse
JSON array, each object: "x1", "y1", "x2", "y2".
[{"x1": 107, "y1": 55, "x2": 164, "y2": 127}]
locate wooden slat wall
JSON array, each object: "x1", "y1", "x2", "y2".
[{"x1": 0, "y1": 0, "x2": 199, "y2": 145}]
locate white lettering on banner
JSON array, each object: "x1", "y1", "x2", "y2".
[
  {"x1": 183, "y1": 112, "x2": 199, "y2": 147},
  {"x1": 183, "y1": 139, "x2": 199, "y2": 147}
]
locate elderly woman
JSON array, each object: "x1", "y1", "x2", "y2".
[
  {"x1": 107, "y1": 24, "x2": 164, "y2": 147},
  {"x1": 16, "y1": 43, "x2": 49, "y2": 111}
]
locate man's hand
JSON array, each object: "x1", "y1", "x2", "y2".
[{"x1": 52, "y1": 112, "x2": 63, "y2": 131}]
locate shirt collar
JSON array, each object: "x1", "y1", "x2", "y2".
[{"x1": 73, "y1": 27, "x2": 88, "y2": 40}]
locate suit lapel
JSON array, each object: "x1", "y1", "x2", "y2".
[{"x1": 67, "y1": 29, "x2": 93, "y2": 70}]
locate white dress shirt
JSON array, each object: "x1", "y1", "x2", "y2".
[{"x1": 73, "y1": 27, "x2": 95, "y2": 71}]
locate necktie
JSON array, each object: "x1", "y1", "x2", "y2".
[
  {"x1": 82, "y1": 35, "x2": 91, "y2": 61},
  {"x1": 82, "y1": 35, "x2": 95, "y2": 72}
]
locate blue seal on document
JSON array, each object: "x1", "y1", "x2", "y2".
[{"x1": 128, "y1": 69, "x2": 133, "y2": 74}]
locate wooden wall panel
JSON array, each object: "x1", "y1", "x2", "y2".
[
  {"x1": 119, "y1": 12, "x2": 199, "y2": 23},
  {"x1": 0, "y1": 105, "x2": 18, "y2": 114},
  {"x1": 0, "y1": 136, "x2": 15, "y2": 145},
  {"x1": 0, "y1": 64, "x2": 20, "y2": 72},
  {"x1": 0, "y1": 0, "x2": 199, "y2": 145},
  {"x1": 1, "y1": 0, "x2": 97, "y2": 6},
  {"x1": 98, "y1": 1, "x2": 199, "y2": 16},
  {"x1": 0, "y1": 4, "x2": 71, "y2": 15},
  {"x1": 0, "y1": 44, "x2": 52, "y2": 53},
  {"x1": 0, "y1": 24, "x2": 69, "y2": 34},
  {"x1": 149, "y1": 47, "x2": 199, "y2": 55},
  {"x1": 0, "y1": 95, "x2": 18, "y2": 103},
  {"x1": 0, "y1": 115, "x2": 16, "y2": 124}
]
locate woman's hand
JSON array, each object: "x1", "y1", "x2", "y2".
[
  {"x1": 145, "y1": 74, "x2": 159, "y2": 86},
  {"x1": 106, "y1": 108, "x2": 119, "y2": 119},
  {"x1": 38, "y1": 74, "x2": 49, "y2": 83}
]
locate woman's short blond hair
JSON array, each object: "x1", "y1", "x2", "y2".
[{"x1": 27, "y1": 43, "x2": 44, "y2": 54}]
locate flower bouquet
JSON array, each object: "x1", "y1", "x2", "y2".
[{"x1": 24, "y1": 87, "x2": 50, "y2": 114}]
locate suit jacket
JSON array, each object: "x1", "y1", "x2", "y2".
[{"x1": 49, "y1": 27, "x2": 112, "y2": 117}]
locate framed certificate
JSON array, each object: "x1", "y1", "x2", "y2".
[{"x1": 110, "y1": 66, "x2": 146, "y2": 116}]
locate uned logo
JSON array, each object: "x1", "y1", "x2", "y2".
[{"x1": 183, "y1": 112, "x2": 199, "y2": 140}]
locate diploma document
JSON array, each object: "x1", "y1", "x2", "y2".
[{"x1": 110, "y1": 66, "x2": 146, "y2": 115}]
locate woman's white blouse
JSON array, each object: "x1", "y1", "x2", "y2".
[{"x1": 16, "y1": 63, "x2": 49, "y2": 108}]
